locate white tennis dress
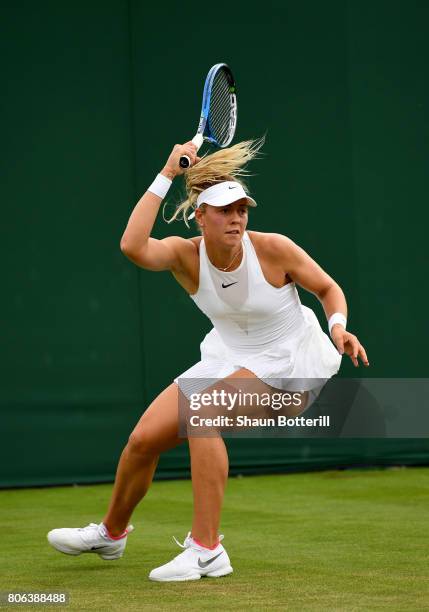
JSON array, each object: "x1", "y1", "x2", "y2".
[{"x1": 174, "y1": 232, "x2": 341, "y2": 396}]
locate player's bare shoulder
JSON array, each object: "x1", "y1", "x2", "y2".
[
  {"x1": 185, "y1": 236, "x2": 202, "y2": 262},
  {"x1": 188, "y1": 236, "x2": 203, "y2": 251},
  {"x1": 169, "y1": 236, "x2": 201, "y2": 294},
  {"x1": 160, "y1": 235, "x2": 199, "y2": 268},
  {"x1": 172, "y1": 235, "x2": 202, "y2": 274},
  {"x1": 247, "y1": 231, "x2": 294, "y2": 260}
]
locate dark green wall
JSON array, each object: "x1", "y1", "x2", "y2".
[{"x1": 1, "y1": 1, "x2": 428, "y2": 487}]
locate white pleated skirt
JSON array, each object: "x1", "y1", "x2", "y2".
[{"x1": 174, "y1": 305, "x2": 342, "y2": 399}]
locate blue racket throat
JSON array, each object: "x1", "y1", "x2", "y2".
[{"x1": 179, "y1": 63, "x2": 237, "y2": 168}]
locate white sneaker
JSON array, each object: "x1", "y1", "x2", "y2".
[
  {"x1": 47, "y1": 522, "x2": 134, "y2": 560},
  {"x1": 149, "y1": 532, "x2": 233, "y2": 582}
]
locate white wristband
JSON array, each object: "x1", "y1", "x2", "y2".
[
  {"x1": 328, "y1": 312, "x2": 347, "y2": 336},
  {"x1": 147, "y1": 173, "x2": 172, "y2": 200}
]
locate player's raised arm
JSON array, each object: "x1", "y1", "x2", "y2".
[{"x1": 119, "y1": 142, "x2": 199, "y2": 271}]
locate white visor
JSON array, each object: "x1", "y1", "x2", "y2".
[{"x1": 188, "y1": 181, "x2": 257, "y2": 220}]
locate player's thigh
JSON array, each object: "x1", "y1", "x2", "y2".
[{"x1": 130, "y1": 383, "x2": 186, "y2": 453}]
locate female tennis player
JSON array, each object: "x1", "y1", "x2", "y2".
[{"x1": 47, "y1": 139, "x2": 369, "y2": 581}]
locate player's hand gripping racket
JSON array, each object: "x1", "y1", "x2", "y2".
[{"x1": 179, "y1": 63, "x2": 237, "y2": 169}]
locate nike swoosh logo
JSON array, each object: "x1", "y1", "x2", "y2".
[
  {"x1": 228, "y1": 186, "x2": 237, "y2": 189},
  {"x1": 221, "y1": 282, "x2": 238, "y2": 288},
  {"x1": 198, "y1": 551, "x2": 224, "y2": 568},
  {"x1": 91, "y1": 545, "x2": 109, "y2": 550}
]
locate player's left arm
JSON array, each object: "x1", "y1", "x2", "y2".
[{"x1": 269, "y1": 233, "x2": 369, "y2": 367}]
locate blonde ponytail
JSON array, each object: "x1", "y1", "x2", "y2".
[{"x1": 164, "y1": 137, "x2": 264, "y2": 227}]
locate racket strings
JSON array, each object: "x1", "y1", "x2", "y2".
[
  {"x1": 210, "y1": 84, "x2": 231, "y2": 141},
  {"x1": 209, "y1": 70, "x2": 234, "y2": 146}
]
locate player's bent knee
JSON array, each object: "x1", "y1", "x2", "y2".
[{"x1": 127, "y1": 429, "x2": 161, "y2": 458}]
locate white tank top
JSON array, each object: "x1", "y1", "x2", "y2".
[{"x1": 191, "y1": 232, "x2": 306, "y2": 354}]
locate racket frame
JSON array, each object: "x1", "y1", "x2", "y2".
[{"x1": 180, "y1": 63, "x2": 237, "y2": 168}]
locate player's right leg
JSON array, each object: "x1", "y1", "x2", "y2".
[{"x1": 47, "y1": 383, "x2": 185, "y2": 560}]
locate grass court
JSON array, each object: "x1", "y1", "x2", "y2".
[{"x1": 1, "y1": 467, "x2": 428, "y2": 611}]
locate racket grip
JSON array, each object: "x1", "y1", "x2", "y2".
[
  {"x1": 179, "y1": 155, "x2": 191, "y2": 168},
  {"x1": 179, "y1": 134, "x2": 204, "y2": 169}
]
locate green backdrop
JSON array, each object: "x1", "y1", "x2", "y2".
[{"x1": 1, "y1": 0, "x2": 428, "y2": 487}]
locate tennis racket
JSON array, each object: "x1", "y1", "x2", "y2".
[{"x1": 179, "y1": 63, "x2": 237, "y2": 169}]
